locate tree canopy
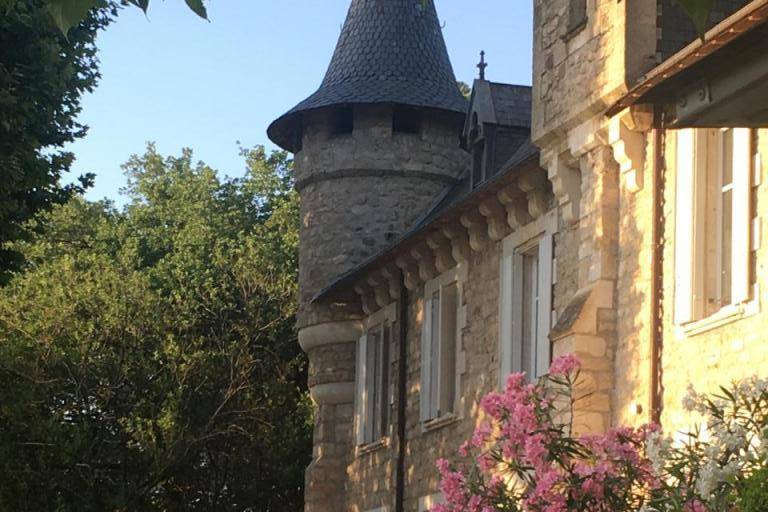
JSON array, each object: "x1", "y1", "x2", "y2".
[
  {"x1": 0, "y1": 0, "x2": 118, "y2": 282},
  {"x1": 0, "y1": 145, "x2": 310, "y2": 511}
]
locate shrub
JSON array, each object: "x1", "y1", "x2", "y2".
[{"x1": 436, "y1": 360, "x2": 768, "y2": 512}]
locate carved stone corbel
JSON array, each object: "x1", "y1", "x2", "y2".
[
  {"x1": 460, "y1": 209, "x2": 490, "y2": 251},
  {"x1": 478, "y1": 198, "x2": 510, "y2": 241},
  {"x1": 517, "y1": 168, "x2": 550, "y2": 218},
  {"x1": 379, "y1": 264, "x2": 402, "y2": 301},
  {"x1": 366, "y1": 272, "x2": 393, "y2": 309},
  {"x1": 543, "y1": 150, "x2": 581, "y2": 224},
  {"x1": 426, "y1": 231, "x2": 457, "y2": 273},
  {"x1": 394, "y1": 254, "x2": 421, "y2": 291},
  {"x1": 498, "y1": 184, "x2": 532, "y2": 229},
  {"x1": 441, "y1": 224, "x2": 471, "y2": 262},
  {"x1": 410, "y1": 242, "x2": 438, "y2": 282},
  {"x1": 608, "y1": 106, "x2": 653, "y2": 193},
  {"x1": 353, "y1": 281, "x2": 378, "y2": 315}
]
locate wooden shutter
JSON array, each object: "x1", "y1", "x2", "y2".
[
  {"x1": 731, "y1": 128, "x2": 752, "y2": 304},
  {"x1": 355, "y1": 333, "x2": 368, "y2": 445},
  {"x1": 536, "y1": 233, "x2": 554, "y2": 378},
  {"x1": 674, "y1": 129, "x2": 696, "y2": 324}
]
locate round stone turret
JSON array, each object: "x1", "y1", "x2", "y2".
[
  {"x1": 294, "y1": 105, "x2": 467, "y2": 328},
  {"x1": 267, "y1": 1, "x2": 468, "y2": 510},
  {"x1": 269, "y1": 0, "x2": 469, "y2": 329}
]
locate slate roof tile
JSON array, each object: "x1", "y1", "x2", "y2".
[{"x1": 268, "y1": 0, "x2": 467, "y2": 152}]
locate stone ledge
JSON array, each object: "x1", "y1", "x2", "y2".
[
  {"x1": 310, "y1": 382, "x2": 356, "y2": 405},
  {"x1": 299, "y1": 320, "x2": 363, "y2": 352}
]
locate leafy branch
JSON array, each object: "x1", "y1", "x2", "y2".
[{"x1": 0, "y1": 0, "x2": 208, "y2": 33}]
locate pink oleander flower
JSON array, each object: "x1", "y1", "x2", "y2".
[
  {"x1": 548, "y1": 353, "x2": 580, "y2": 376},
  {"x1": 683, "y1": 499, "x2": 708, "y2": 512},
  {"x1": 471, "y1": 422, "x2": 491, "y2": 448}
]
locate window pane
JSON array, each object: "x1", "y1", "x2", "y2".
[
  {"x1": 439, "y1": 283, "x2": 458, "y2": 416},
  {"x1": 379, "y1": 322, "x2": 390, "y2": 439},
  {"x1": 521, "y1": 249, "x2": 539, "y2": 379},
  {"x1": 366, "y1": 327, "x2": 380, "y2": 443},
  {"x1": 429, "y1": 291, "x2": 440, "y2": 418},
  {"x1": 721, "y1": 188, "x2": 733, "y2": 306}
]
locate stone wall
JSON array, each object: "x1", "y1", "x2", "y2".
[
  {"x1": 296, "y1": 106, "x2": 468, "y2": 329},
  {"x1": 613, "y1": 129, "x2": 655, "y2": 427},
  {"x1": 532, "y1": 0, "x2": 657, "y2": 147}
]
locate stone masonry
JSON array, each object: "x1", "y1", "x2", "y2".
[{"x1": 267, "y1": 0, "x2": 768, "y2": 510}]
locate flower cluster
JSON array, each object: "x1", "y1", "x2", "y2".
[
  {"x1": 436, "y1": 362, "x2": 768, "y2": 512},
  {"x1": 646, "y1": 377, "x2": 768, "y2": 512},
  {"x1": 435, "y1": 356, "x2": 657, "y2": 512}
]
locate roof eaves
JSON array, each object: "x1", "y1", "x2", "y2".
[
  {"x1": 311, "y1": 149, "x2": 540, "y2": 303},
  {"x1": 606, "y1": 0, "x2": 768, "y2": 117}
]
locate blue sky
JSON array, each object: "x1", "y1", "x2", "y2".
[{"x1": 65, "y1": 0, "x2": 533, "y2": 204}]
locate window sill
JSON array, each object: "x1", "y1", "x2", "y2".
[
  {"x1": 422, "y1": 413, "x2": 459, "y2": 434},
  {"x1": 681, "y1": 299, "x2": 760, "y2": 337},
  {"x1": 356, "y1": 437, "x2": 389, "y2": 456}
]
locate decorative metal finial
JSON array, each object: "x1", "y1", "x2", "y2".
[{"x1": 477, "y1": 50, "x2": 488, "y2": 80}]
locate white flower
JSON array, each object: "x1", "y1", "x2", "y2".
[
  {"x1": 682, "y1": 384, "x2": 699, "y2": 412},
  {"x1": 695, "y1": 460, "x2": 721, "y2": 498},
  {"x1": 645, "y1": 430, "x2": 672, "y2": 475}
]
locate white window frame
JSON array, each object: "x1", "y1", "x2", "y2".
[
  {"x1": 420, "y1": 263, "x2": 467, "y2": 429},
  {"x1": 355, "y1": 302, "x2": 397, "y2": 449},
  {"x1": 674, "y1": 128, "x2": 760, "y2": 335},
  {"x1": 499, "y1": 212, "x2": 556, "y2": 386}
]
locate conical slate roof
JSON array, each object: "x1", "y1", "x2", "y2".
[{"x1": 267, "y1": 0, "x2": 468, "y2": 152}]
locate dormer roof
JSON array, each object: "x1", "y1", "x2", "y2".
[{"x1": 463, "y1": 81, "x2": 531, "y2": 139}]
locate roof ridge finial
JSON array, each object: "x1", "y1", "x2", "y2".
[{"x1": 477, "y1": 50, "x2": 488, "y2": 81}]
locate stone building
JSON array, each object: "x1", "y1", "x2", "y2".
[{"x1": 267, "y1": 0, "x2": 768, "y2": 510}]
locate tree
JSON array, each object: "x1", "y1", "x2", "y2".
[
  {"x1": 0, "y1": 0, "x2": 116, "y2": 282},
  {"x1": 0, "y1": 145, "x2": 311, "y2": 511},
  {"x1": 0, "y1": 0, "x2": 207, "y2": 33}
]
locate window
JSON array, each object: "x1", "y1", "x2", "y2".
[
  {"x1": 470, "y1": 113, "x2": 486, "y2": 189},
  {"x1": 332, "y1": 105, "x2": 354, "y2": 136},
  {"x1": 674, "y1": 128, "x2": 757, "y2": 326},
  {"x1": 499, "y1": 221, "x2": 555, "y2": 384},
  {"x1": 392, "y1": 105, "x2": 421, "y2": 134},
  {"x1": 421, "y1": 269, "x2": 463, "y2": 423},
  {"x1": 565, "y1": 0, "x2": 588, "y2": 38},
  {"x1": 355, "y1": 307, "x2": 394, "y2": 446}
]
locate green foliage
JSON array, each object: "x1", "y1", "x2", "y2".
[
  {"x1": 1, "y1": 0, "x2": 208, "y2": 33},
  {"x1": 0, "y1": 145, "x2": 310, "y2": 511},
  {"x1": 673, "y1": 0, "x2": 716, "y2": 36},
  {"x1": 741, "y1": 466, "x2": 768, "y2": 512},
  {"x1": 0, "y1": 0, "x2": 115, "y2": 281}
]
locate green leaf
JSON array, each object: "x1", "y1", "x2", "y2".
[
  {"x1": 0, "y1": 0, "x2": 18, "y2": 14},
  {"x1": 674, "y1": 0, "x2": 716, "y2": 37},
  {"x1": 127, "y1": 0, "x2": 150, "y2": 13},
  {"x1": 46, "y1": 0, "x2": 99, "y2": 34},
  {"x1": 183, "y1": 0, "x2": 207, "y2": 19}
]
